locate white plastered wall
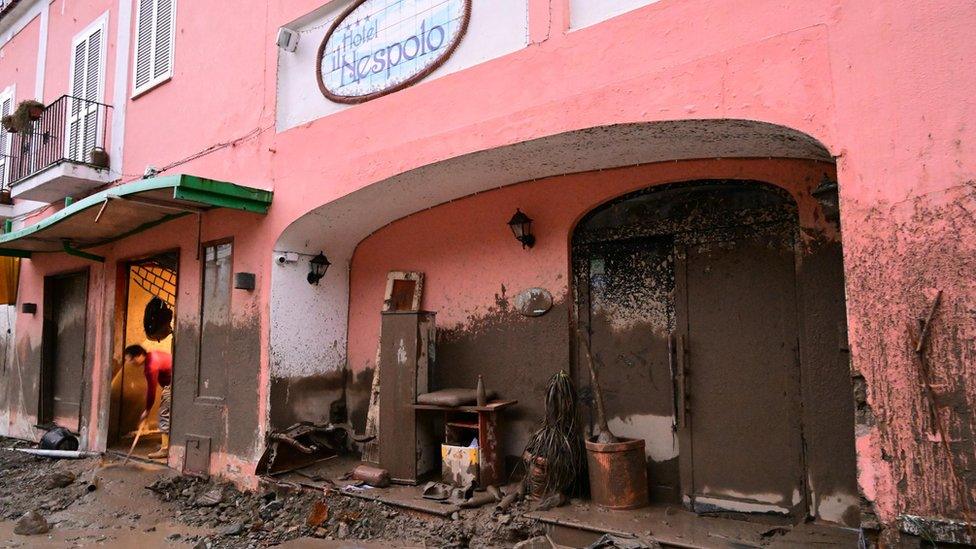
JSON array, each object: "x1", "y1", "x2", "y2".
[
  {"x1": 570, "y1": 0, "x2": 662, "y2": 30},
  {"x1": 275, "y1": 0, "x2": 530, "y2": 131}
]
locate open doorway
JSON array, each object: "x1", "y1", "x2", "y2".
[
  {"x1": 40, "y1": 270, "x2": 89, "y2": 433},
  {"x1": 108, "y1": 252, "x2": 178, "y2": 461}
]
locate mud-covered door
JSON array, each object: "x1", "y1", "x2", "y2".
[
  {"x1": 676, "y1": 230, "x2": 805, "y2": 516},
  {"x1": 581, "y1": 237, "x2": 680, "y2": 502},
  {"x1": 41, "y1": 271, "x2": 89, "y2": 432}
]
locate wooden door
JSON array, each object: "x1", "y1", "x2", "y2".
[
  {"x1": 581, "y1": 237, "x2": 679, "y2": 501},
  {"x1": 41, "y1": 271, "x2": 89, "y2": 432},
  {"x1": 676, "y1": 231, "x2": 806, "y2": 516}
]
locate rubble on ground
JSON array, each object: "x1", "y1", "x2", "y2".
[
  {"x1": 0, "y1": 438, "x2": 96, "y2": 522},
  {"x1": 0, "y1": 437, "x2": 545, "y2": 547},
  {"x1": 148, "y1": 474, "x2": 546, "y2": 548}
]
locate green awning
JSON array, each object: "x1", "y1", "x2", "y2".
[{"x1": 0, "y1": 174, "x2": 272, "y2": 259}]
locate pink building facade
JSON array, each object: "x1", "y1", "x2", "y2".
[{"x1": 0, "y1": 0, "x2": 972, "y2": 543}]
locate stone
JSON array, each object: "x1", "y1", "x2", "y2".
[
  {"x1": 167, "y1": 533, "x2": 182, "y2": 541},
  {"x1": 514, "y1": 536, "x2": 554, "y2": 549},
  {"x1": 42, "y1": 471, "x2": 76, "y2": 489},
  {"x1": 195, "y1": 486, "x2": 224, "y2": 507},
  {"x1": 14, "y1": 511, "x2": 49, "y2": 535},
  {"x1": 337, "y1": 522, "x2": 350, "y2": 538},
  {"x1": 220, "y1": 522, "x2": 244, "y2": 536}
]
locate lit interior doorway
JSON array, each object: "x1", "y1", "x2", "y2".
[{"x1": 108, "y1": 252, "x2": 178, "y2": 460}]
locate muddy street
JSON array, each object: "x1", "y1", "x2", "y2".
[{"x1": 0, "y1": 439, "x2": 550, "y2": 548}]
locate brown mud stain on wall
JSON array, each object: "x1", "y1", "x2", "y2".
[
  {"x1": 844, "y1": 181, "x2": 976, "y2": 521},
  {"x1": 0, "y1": 336, "x2": 42, "y2": 433},
  {"x1": 436, "y1": 299, "x2": 571, "y2": 462},
  {"x1": 270, "y1": 368, "x2": 352, "y2": 430}
]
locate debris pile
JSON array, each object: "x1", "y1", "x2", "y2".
[
  {"x1": 148, "y1": 474, "x2": 545, "y2": 547},
  {"x1": 0, "y1": 439, "x2": 95, "y2": 522}
]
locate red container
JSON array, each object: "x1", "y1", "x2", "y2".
[{"x1": 584, "y1": 437, "x2": 649, "y2": 509}]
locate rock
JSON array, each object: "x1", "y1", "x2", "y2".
[
  {"x1": 314, "y1": 527, "x2": 328, "y2": 538},
  {"x1": 514, "y1": 536, "x2": 554, "y2": 549},
  {"x1": 498, "y1": 514, "x2": 512, "y2": 525},
  {"x1": 337, "y1": 521, "x2": 350, "y2": 538},
  {"x1": 42, "y1": 471, "x2": 76, "y2": 489},
  {"x1": 195, "y1": 486, "x2": 224, "y2": 507},
  {"x1": 451, "y1": 512, "x2": 459, "y2": 521},
  {"x1": 167, "y1": 533, "x2": 182, "y2": 541},
  {"x1": 14, "y1": 511, "x2": 49, "y2": 535},
  {"x1": 192, "y1": 541, "x2": 211, "y2": 549},
  {"x1": 220, "y1": 522, "x2": 244, "y2": 536}
]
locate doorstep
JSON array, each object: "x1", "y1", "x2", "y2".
[{"x1": 526, "y1": 501, "x2": 861, "y2": 548}]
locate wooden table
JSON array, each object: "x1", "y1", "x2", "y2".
[{"x1": 410, "y1": 399, "x2": 517, "y2": 487}]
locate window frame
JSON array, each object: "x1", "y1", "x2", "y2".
[
  {"x1": 194, "y1": 237, "x2": 234, "y2": 403},
  {"x1": 131, "y1": 0, "x2": 177, "y2": 98}
]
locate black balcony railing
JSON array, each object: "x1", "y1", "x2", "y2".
[{"x1": 1, "y1": 95, "x2": 112, "y2": 190}]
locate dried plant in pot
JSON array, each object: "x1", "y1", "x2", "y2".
[
  {"x1": 578, "y1": 327, "x2": 649, "y2": 510},
  {"x1": 3, "y1": 100, "x2": 45, "y2": 134},
  {"x1": 21, "y1": 100, "x2": 44, "y2": 121},
  {"x1": 521, "y1": 370, "x2": 585, "y2": 510},
  {"x1": 1, "y1": 115, "x2": 17, "y2": 134}
]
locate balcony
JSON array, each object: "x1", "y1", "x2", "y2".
[{"x1": 1, "y1": 95, "x2": 114, "y2": 203}]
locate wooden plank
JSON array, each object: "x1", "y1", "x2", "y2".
[{"x1": 410, "y1": 400, "x2": 518, "y2": 413}]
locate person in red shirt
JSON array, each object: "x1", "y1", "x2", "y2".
[{"x1": 124, "y1": 345, "x2": 172, "y2": 459}]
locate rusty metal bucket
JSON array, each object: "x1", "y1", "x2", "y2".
[{"x1": 585, "y1": 437, "x2": 649, "y2": 509}]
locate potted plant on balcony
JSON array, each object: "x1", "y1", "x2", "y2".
[
  {"x1": 2, "y1": 100, "x2": 45, "y2": 133},
  {"x1": 578, "y1": 327, "x2": 649, "y2": 510},
  {"x1": 21, "y1": 100, "x2": 43, "y2": 121},
  {"x1": 1, "y1": 115, "x2": 16, "y2": 133}
]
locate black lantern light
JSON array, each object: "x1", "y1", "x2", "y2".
[
  {"x1": 812, "y1": 174, "x2": 840, "y2": 224},
  {"x1": 507, "y1": 209, "x2": 535, "y2": 249},
  {"x1": 307, "y1": 252, "x2": 331, "y2": 285}
]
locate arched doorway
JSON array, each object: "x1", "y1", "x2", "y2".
[{"x1": 572, "y1": 180, "x2": 857, "y2": 522}]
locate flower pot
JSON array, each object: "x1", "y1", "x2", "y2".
[
  {"x1": 0, "y1": 189, "x2": 11, "y2": 206},
  {"x1": 585, "y1": 437, "x2": 648, "y2": 509},
  {"x1": 27, "y1": 106, "x2": 43, "y2": 121},
  {"x1": 89, "y1": 147, "x2": 109, "y2": 168}
]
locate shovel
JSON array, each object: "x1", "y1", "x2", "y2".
[{"x1": 123, "y1": 419, "x2": 146, "y2": 465}]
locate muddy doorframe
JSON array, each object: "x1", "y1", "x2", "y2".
[
  {"x1": 569, "y1": 178, "x2": 853, "y2": 519},
  {"x1": 39, "y1": 268, "x2": 91, "y2": 433},
  {"x1": 108, "y1": 249, "x2": 180, "y2": 447}
]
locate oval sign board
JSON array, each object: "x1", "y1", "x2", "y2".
[
  {"x1": 514, "y1": 288, "x2": 554, "y2": 317},
  {"x1": 316, "y1": 0, "x2": 472, "y2": 104}
]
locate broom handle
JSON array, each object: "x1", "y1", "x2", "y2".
[{"x1": 123, "y1": 420, "x2": 145, "y2": 464}]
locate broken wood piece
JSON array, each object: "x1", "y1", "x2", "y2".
[
  {"x1": 351, "y1": 465, "x2": 391, "y2": 488},
  {"x1": 496, "y1": 488, "x2": 520, "y2": 512},
  {"x1": 460, "y1": 491, "x2": 497, "y2": 508}
]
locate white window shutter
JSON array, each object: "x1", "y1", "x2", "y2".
[
  {"x1": 133, "y1": 0, "x2": 175, "y2": 96},
  {"x1": 0, "y1": 95, "x2": 10, "y2": 187},
  {"x1": 134, "y1": 0, "x2": 154, "y2": 91},
  {"x1": 153, "y1": 0, "x2": 174, "y2": 80}
]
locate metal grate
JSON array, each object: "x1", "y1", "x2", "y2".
[{"x1": 131, "y1": 260, "x2": 177, "y2": 307}]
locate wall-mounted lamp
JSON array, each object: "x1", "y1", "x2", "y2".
[
  {"x1": 812, "y1": 174, "x2": 840, "y2": 224},
  {"x1": 507, "y1": 209, "x2": 535, "y2": 249},
  {"x1": 307, "y1": 252, "x2": 331, "y2": 285}
]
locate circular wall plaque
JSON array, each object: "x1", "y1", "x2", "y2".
[
  {"x1": 514, "y1": 288, "x2": 553, "y2": 317},
  {"x1": 316, "y1": 0, "x2": 472, "y2": 104}
]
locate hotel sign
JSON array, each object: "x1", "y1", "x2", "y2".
[{"x1": 316, "y1": 0, "x2": 472, "y2": 104}]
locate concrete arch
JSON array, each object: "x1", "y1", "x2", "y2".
[{"x1": 267, "y1": 119, "x2": 833, "y2": 429}]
